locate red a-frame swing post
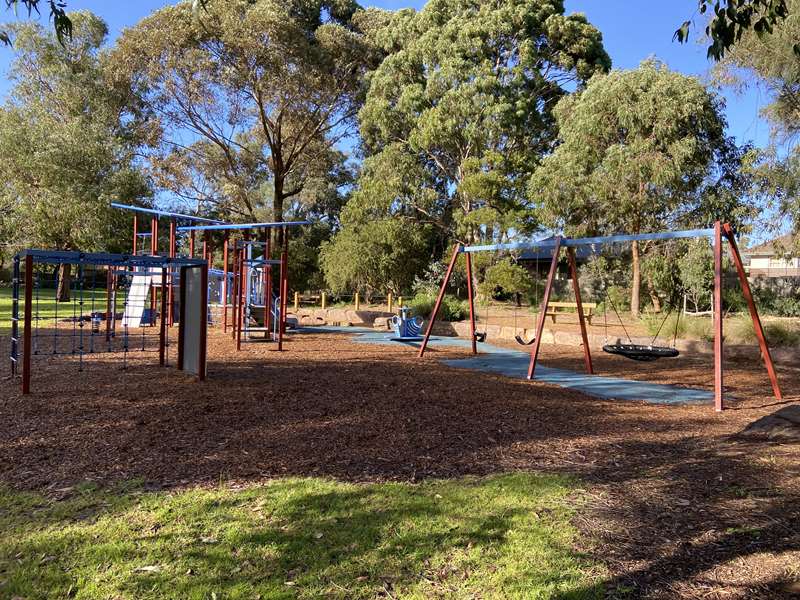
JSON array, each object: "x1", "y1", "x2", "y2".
[
  {"x1": 567, "y1": 246, "x2": 593, "y2": 374},
  {"x1": 418, "y1": 244, "x2": 462, "y2": 357},
  {"x1": 713, "y1": 221, "x2": 724, "y2": 411},
  {"x1": 722, "y1": 223, "x2": 783, "y2": 402},
  {"x1": 465, "y1": 251, "x2": 477, "y2": 355},
  {"x1": 527, "y1": 237, "x2": 562, "y2": 379}
]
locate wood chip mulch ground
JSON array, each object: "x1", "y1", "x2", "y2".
[{"x1": 1, "y1": 327, "x2": 798, "y2": 599}]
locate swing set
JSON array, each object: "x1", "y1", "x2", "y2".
[{"x1": 418, "y1": 222, "x2": 782, "y2": 412}]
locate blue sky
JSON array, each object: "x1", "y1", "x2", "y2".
[
  {"x1": 0, "y1": 0, "x2": 771, "y2": 147},
  {"x1": 0, "y1": 1, "x2": 773, "y2": 157}
]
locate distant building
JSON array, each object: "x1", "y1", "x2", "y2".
[{"x1": 745, "y1": 234, "x2": 800, "y2": 277}]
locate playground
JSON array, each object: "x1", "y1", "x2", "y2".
[{"x1": 1, "y1": 320, "x2": 799, "y2": 597}]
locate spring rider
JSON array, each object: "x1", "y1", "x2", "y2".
[{"x1": 389, "y1": 306, "x2": 425, "y2": 341}]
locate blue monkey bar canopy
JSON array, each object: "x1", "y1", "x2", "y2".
[
  {"x1": 111, "y1": 202, "x2": 225, "y2": 224},
  {"x1": 16, "y1": 249, "x2": 209, "y2": 268},
  {"x1": 177, "y1": 221, "x2": 311, "y2": 232}
]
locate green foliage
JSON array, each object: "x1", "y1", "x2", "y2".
[
  {"x1": 678, "y1": 241, "x2": 716, "y2": 311},
  {"x1": 0, "y1": 13, "x2": 150, "y2": 254},
  {"x1": 479, "y1": 258, "x2": 533, "y2": 302},
  {"x1": 726, "y1": 315, "x2": 800, "y2": 346},
  {"x1": 353, "y1": 0, "x2": 609, "y2": 245},
  {"x1": 753, "y1": 285, "x2": 800, "y2": 317},
  {"x1": 109, "y1": 0, "x2": 379, "y2": 224},
  {"x1": 642, "y1": 313, "x2": 714, "y2": 342},
  {"x1": 675, "y1": 0, "x2": 791, "y2": 60},
  {"x1": 320, "y1": 219, "x2": 433, "y2": 295},
  {"x1": 408, "y1": 291, "x2": 469, "y2": 322},
  {"x1": 0, "y1": 474, "x2": 602, "y2": 599}
]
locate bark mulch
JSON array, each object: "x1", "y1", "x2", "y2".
[{"x1": 1, "y1": 327, "x2": 798, "y2": 599}]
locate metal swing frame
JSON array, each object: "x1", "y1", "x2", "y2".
[{"x1": 417, "y1": 222, "x2": 782, "y2": 412}]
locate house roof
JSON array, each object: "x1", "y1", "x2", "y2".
[{"x1": 746, "y1": 233, "x2": 798, "y2": 257}]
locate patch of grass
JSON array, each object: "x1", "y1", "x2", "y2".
[
  {"x1": 725, "y1": 316, "x2": 800, "y2": 347},
  {"x1": 642, "y1": 313, "x2": 713, "y2": 342},
  {"x1": 0, "y1": 286, "x2": 109, "y2": 336},
  {"x1": 0, "y1": 474, "x2": 603, "y2": 599}
]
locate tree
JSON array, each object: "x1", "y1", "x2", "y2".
[
  {"x1": 108, "y1": 0, "x2": 379, "y2": 246},
  {"x1": 530, "y1": 60, "x2": 745, "y2": 317},
  {"x1": 350, "y1": 0, "x2": 609, "y2": 251},
  {"x1": 0, "y1": 12, "x2": 151, "y2": 299},
  {"x1": 675, "y1": 0, "x2": 793, "y2": 60},
  {"x1": 715, "y1": 0, "x2": 800, "y2": 238}
]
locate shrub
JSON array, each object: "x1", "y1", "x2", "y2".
[
  {"x1": 408, "y1": 292, "x2": 469, "y2": 322},
  {"x1": 727, "y1": 316, "x2": 800, "y2": 346},
  {"x1": 642, "y1": 313, "x2": 713, "y2": 342}
]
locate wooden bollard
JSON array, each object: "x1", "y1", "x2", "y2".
[
  {"x1": 354, "y1": 292, "x2": 360, "y2": 311},
  {"x1": 387, "y1": 292, "x2": 393, "y2": 313},
  {"x1": 398, "y1": 296, "x2": 403, "y2": 309},
  {"x1": 321, "y1": 292, "x2": 327, "y2": 310},
  {"x1": 294, "y1": 291, "x2": 299, "y2": 311}
]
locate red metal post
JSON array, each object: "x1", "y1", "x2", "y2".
[
  {"x1": 159, "y1": 267, "x2": 167, "y2": 366},
  {"x1": 177, "y1": 266, "x2": 186, "y2": 371},
  {"x1": 231, "y1": 244, "x2": 239, "y2": 340},
  {"x1": 168, "y1": 219, "x2": 176, "y2": 326},
  {"x1": 132, "y1": 215, "x2": 138, "y2": 255},
  {"x1": 527, "y1": 237, "x2": 562, "y2": 379},
  {"x1": 264, "y1": 231, "x2": 272, "y2": 337},
  {"x1": 713, "y1": 221, "x2": 724, "y2": 411},
  {"x1": 222, "y1": 235, "x2": 229, "y2": 332},
  {"x1": 723, "y1": 223, "x2": 782, "y2": 401},
  {"x1": 105, "y1": 267, "x2": 113, "y2": 342},
  {"x1": 568, "y1": 247, "x2": 593, "y2": 374},
  {"x1": 262, "y1": 228, "x2": 270, "y2": 338},
  {"x1": 151, "y1": 217, "x2": 158, "y2": 255},
  {"x1": 418, "y1": 244, "x2": 461, "y2": 357},
  {"x1": 22, "y1": 255, "x2": 33, "y2": 395},
  {"x1": 198, "y1": 263, "x2": 208, "y2": 380},
  {"x1": 189, "y1": 231, "x2": 195, "y2": 257},
  {"x1": 465, "y1": 251, "x2": 477, "y2": 355},
  {"x1": 280, "y1": 229, "x2": 289, "y2": 337},
  {"x1": 237, "y1": 243, "x2": 245, "y2": 351}
]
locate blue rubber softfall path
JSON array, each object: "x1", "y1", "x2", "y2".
[{"x1": 302, "y1": 327, "x2": 714, "y2": 406}]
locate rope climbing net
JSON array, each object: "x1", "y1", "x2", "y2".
[{"x1": 9, "y1": 250, "x2": 209, "y2": 394}]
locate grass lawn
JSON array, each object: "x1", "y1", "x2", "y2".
[
  {"x1": 0, "y1": 474, "x2": 603, "y2": 599},
  {"x1": 0, "y1": 286, "x2": 108, "y2": 336}
]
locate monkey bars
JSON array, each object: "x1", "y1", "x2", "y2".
[{"x1": 418, "y1": 222, "x2": 781, "y2": 411}]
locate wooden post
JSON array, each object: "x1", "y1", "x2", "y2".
[
  {"x1": 265, "y1": 233, "x2": 272, "y2": 336},
  {"x1": 231, "y1": 244, "x2": 239, "y2": 339},
  {"x1": 280, "y1": 229, "x2": 289, "y2": 337},
  {"x1": 189, "y1": 231, "x2": 195, "y2": 257},
  {"x1": 355, "y1": 292, "x2": 360, "y2": 311},
  {"x1": 150, "y1": 217, "x2": 158, "y2": 255},
  {"x1": 568, "y1": 247, "x2": 593, "y2": 374},
  {"x1": 198, "y1": 264, "x2": 208, "y2": 381},
  {"x1": 418, "y1": 245, "x2": 461, "y2": 357},
  {"x1": 237, "y1": 241, "x2": 246, "y2": 351},
  {"x1": 398, "y1": 296, "x2": 403, "y2": 309},
  {"x1": 387, "y1": 292, "x2": 393, "y2": 313},
  {"x1": 321, "y1": 292, "x2": 327, "y2": 310},
  {"x1": 723, "y1": 223, "x2": 782, "y2": 401},
  {"x1": 465, "y1": 251, "x2": 477, "y2": 355},
  {"x1": 22, "y1": 255, "x2": 33, "y2": 395},
  {"x1": 177, "y1": 266, "x2": 186, "y2": 371},
  {"x1": 713, "y1": 221, "x2": 724, "y2": 411},
  {"x1": 527, "y1": 237, "x2": 562, "y2": 379},
  {"x1": 277, "y1": 230, "x2": 288, "y2": 351},
  {"x1": 294, "y1": 291, "x2": 299, "y2": 312}
]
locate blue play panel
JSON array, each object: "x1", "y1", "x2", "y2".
[{"x1": 299, "y1": 326, "x2": 714, "y2": 406}]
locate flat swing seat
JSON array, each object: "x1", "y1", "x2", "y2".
[{"x1": 603, "y1": 343, "x2": 679, "y2": 362}]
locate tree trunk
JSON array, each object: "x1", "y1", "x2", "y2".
[
  {"x1": 631, "y1": 239, "x2": 640, "y2": 319},
  {"x1": 646, "y1": 274, "x2": 662, "y2": 312},
  {"x1": 57, "y1": 263, "x2": 72, "y2": 303}
]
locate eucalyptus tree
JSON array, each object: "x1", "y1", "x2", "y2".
[
  {"x1": 108, "y1": 0, "x2": 379, "y2": 245},
  {"x1": 530, "y1": 60, "x2": 745, "y2": 317},
  {"x1": 0, "y1": 12, "x2": 150, "y2": 299},
  {"x1": 346, "y1": 0, "x2": 609, "y2": 248}
]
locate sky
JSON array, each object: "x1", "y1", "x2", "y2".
[{"x1": 0, "y1": 0, "x2": 773, "y2": 150}]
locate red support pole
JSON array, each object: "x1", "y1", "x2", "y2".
[
  {"x1": 568, "y1": 247, "x2": 593, "y2": 375},
  {"x1": 178, "y1": 266, "x2": 186, "y2": 371},
  {"x1": 723, "y1": 223, "x2": 783, "y2": 402},
  {"x1": 264, "y1": 231, "x2": 272, "y2": 337},
  {"x1": 189, "y1": 231, "x2": 195, "y2": 257},
  {"x1": 237, "y1": 244, "x2": 245, "y2": 351},
  {"x1": 713, "y1": 221, "x2": 724, "y2": 411},
  {"x1": 527, "y1": 237, "x2": 562, "y2": 379},
  {"x1": 199, "y1": 264, "x2": 208, "y2": 381},
  {"x1": 159, "y1": 267, "x2": 167, "y2": 366},
  {"x1": 132, "y1": 215, "x2": 138, "y2": 256},
  {"x1": 168, "y1": 219, "x2": 176, "y2": 326},
  {"x1": 418, "y1": 244, "x2": 461, "y2": 357},
  {"x1": 277, "y1": 246, "x2": 287, "y2": 351},
  {"x1": 465, "y1": 252, "x2": 477, "y2": 355},
  {"x1": 151, "y1": 217, "x2": 158, "y2": 255},
  {"x1": 280, "y1": 229, "x2": 289, "y2": 337},
  {"x1": 22, "y1": 255, "x2": 33, "y2": 395},
  {"x1": 222, "y1": 235, "x2": 229, "y2": 332},
  {"x1": 231, "y1": 245, "x2": 239, "y2": 340},
  {"x1": 105, "y1": 267, "x2": 113, "y2": 342}
]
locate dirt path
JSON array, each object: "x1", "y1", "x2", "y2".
[{"x1": 0, "y1": 328, "x2": 798, "y2": 598}]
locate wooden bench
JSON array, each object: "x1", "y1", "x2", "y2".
[{"x1": 545, "y1": 301, "x2": 596, "y2": 324}]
